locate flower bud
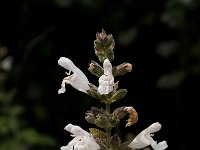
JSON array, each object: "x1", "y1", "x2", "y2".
[
  {"x1": 88, "y1": 60, "x2": 104, "y2": 77},
  {"x1": 112, "y1": 106, "x2": 127, "y2": 119},
  {"x1": 110, "y1": 89, "x2": 127, "y2": 102},
  {"x1": 85, "y1": 111, "x2": 96, "y2": 124},
  {"x1": 114, "y1": 62, "x2": 132, "y2": 77},
  {"x1": 94, "y1": 29, "x2": 115, "y2": 62},
  {"x1": 89, "y1": 128, "x2": 107, "y2": 139}
]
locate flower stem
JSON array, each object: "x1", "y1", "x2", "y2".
[
  {"x1": 106, "y1": 103, "x2": 111, "y2": 149},
  {"x1": 106, "y1": 103, "x2": 110, "y2": 114}
]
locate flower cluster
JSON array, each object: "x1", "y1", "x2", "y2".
[{"x1": 58, "y1": 29, "x2": 168, "y2": 150}]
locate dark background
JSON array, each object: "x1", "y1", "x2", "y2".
[{"x1": 0, "y1": 0, "x2": 199, "y2": 150}]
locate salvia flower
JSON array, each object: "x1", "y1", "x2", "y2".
[
  {"x1": 58, "y1": 57, "x2": 90, "y2": 94},
  {"x1": 128, "y1": 122, "x2": 168, "y2": 150},
  {"x1": 58, "y1": 30, "x2": 168, "y2": 150},
  {"x1": 98, "y1": 58, "x2": 114, "y2": 95},
  {"x1": 60, "y1": 123, "x2": 100, "y2": 150}
]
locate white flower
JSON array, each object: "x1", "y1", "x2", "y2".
[
  {"x1": 58, "y1": 57, "x2": 90, "y2": 94},
  {"x1": 128, "y1": 122, "x2": 168, "y2": 150},
  {"x1": 97, "y1": 59, "x2": 114, "y2": 95},
  {"x1": 60, "y1": 123, "x2": 100, "y2": 150}
]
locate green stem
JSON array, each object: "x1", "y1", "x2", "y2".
[
  {"x1": 106, "y1": 103, "x2": 110, "y2": 114},
  {"x1": 106, "y1": 103, "x2": 111, "y2": 149}
]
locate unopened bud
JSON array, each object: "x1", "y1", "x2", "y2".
[
  {"x1": 85, "y1": 112, "x2": 96, "y2": 124},
  {"x1": 110, "y1": 89, "x2": 127, "y2": 102},
  {"x1": 89, "y1": 128, "x2": 107, "y2": 139},
  {"x1": 88, "y1": 60, "x2": 103, "y2": 77},
  {"x1": 114, "y1": 63, "x2": 132, "y2": 76},
  {"x1": 94, "y1": 29, "x2": 115, "y2": 62},
  {"x1": 105, "y1": 48, "x2": 114, "y2": 62},
  {"x1": 95, "y1": 113, "x2": 109, "y2": 129},
  {"x1": 112, "y1": 106, "x2": 127, "y2": 119},
  {"x1": 96, "y1": 29, "x2": 107, "y2": 41}
]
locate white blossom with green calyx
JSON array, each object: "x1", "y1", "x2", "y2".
[
  {"x1": 128, "y1": 122, "x2": 168, "y2": 150},
  {"x1": 98, "y1": 58, "x2": 114, "y2": 95},
  {"x1": 58, "y1": 57, "x2": 90, "y2": 94},
  {"x1": 60, "y1": 123, "x2": 100, "y2": 150}
]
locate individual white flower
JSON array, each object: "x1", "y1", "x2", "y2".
[
  {"x1": 97, "y1": 59, "x2": 114, "y2": 95},
  {"x1": 128, "y1": 122, "x2": 168, "y2": 150},
  {"x1": 61, "y1": 123, "x2": 100, "y2": 150},
  {"x1": 58, "y1": 57, "x2": 90, "y2": 94}
]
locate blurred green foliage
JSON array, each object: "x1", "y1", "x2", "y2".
[
  {"x1": 0, "y1": 0, "x2": 199, "y2": 149},
  {"x1": 0, "y1": 47, "x2": 56, "y2": 150}
]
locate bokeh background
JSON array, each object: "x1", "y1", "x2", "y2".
[{"x1": 0, "y1": 0, "x2": 199, "y2": 150}]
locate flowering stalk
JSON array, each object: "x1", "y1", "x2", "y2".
[{"x1": 58, "y1": 29, "x2": 168, "y2": 150}]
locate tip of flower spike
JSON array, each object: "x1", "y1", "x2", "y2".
[{"x1": 94, "y1": 29, "x2": 115, "y2": 62}]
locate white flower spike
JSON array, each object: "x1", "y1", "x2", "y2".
[
  {"x1": 98, "y1": 58, "x2": 114, "y2": 95},
  {"x1": 128, "y1": 122, "x2": 168, "y2": 150},
  {"x1": 60, "y1": 123, "x2": 100, "y2": 150},
  {"x1": 58, "y1": 57, "x2": 90, "y2": 94}
]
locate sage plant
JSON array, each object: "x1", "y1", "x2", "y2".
[{"x1": 58, "y1": 29, "x2": 168, "y2": 150}]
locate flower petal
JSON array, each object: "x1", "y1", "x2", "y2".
[
  {"x1": 58, "y1": 57, "x2": 77, "y2": 71},
  {"x1": 64, "y1": 123, "x2": 90, "y2": 137},
  {"x1": 151, "y1": 141, "x2": 168, "y2": 150},
  {"x1": 98, "y1": 59, "x2": 114, "y2": 94},
  {"x1": 61, "y1": 123, "x2": 100, "y2": 150},
  {"x1": 58, "y1": 57, "x2": 90, "y2": 94},
  {"x1": 128, "y1": 122, "x2": 168, "y2": 150}
]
